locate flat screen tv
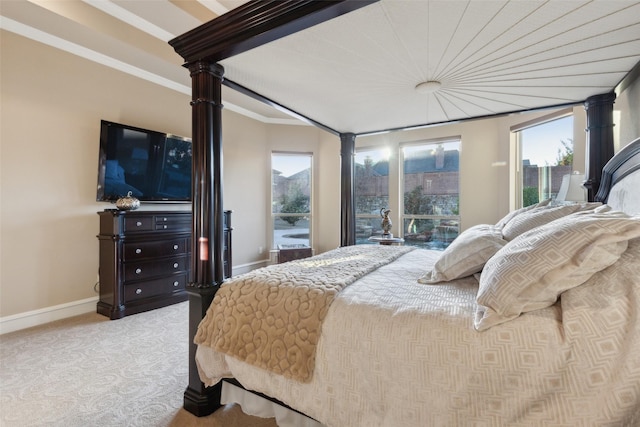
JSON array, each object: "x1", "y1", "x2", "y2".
[{"x1": 96, "y1": 120, "x2": 192, "y2": 203}]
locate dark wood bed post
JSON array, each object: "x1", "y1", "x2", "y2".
[
  {"x1": 341, "y1": 133, "x2": 356, "y2": 246},
  {"x1": 182, "y1": 60, "x2": 226, "y2": 416},
  {"x1": 169, "y1": 0, "x2": 379, "y2": 417},
  {"x1": 584, "y1": 92, "x2": 616, "y2": 201}
]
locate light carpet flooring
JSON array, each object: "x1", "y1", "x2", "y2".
[{"x1": 0, "y1": 302, "x2": 278, "y2": 427}]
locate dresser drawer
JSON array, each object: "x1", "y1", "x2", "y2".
[
  {"x1": 154, "y1": 215, "x2": 191, "y2": 231},
  {"x1": 124, "y1": 216, "x2": 154, "y2": 232},
  {"x1": 123, "y1": 238, "x2": 189, "y2": 261},
  {"x1": 121, "y1": 214, "x2": 191, "y2": 233},
  {"x1": 124, "y1": 256, "x2": 189, "y2": 281},
  {"x1": 124, "y1": 274, "x2": 187, "y2": 302}
]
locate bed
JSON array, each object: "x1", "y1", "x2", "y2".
[
  {"x1": 192, "y1": 137, "x2": 640, "y2": 426},
  {"x1": 167, "y1": 1, "x2": 640, "y2": 425}
]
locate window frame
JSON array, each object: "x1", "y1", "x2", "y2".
[
  {"x1": 270, "y1": 151, "x2": 313, "y2": 250},
  {"x1": 511, "y1": 109, "x2": 574, "y2": 209}
]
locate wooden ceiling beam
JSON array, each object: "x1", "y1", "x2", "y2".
[{"x1": 169, "y1": 0, "x2": 377, "y2": 64}]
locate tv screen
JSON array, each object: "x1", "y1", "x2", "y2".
[{"x1": 96, "y1": 120, "x2": 192, "y2": 202}]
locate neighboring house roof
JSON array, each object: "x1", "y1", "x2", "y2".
[
  {"x1": 356, "y1": 150, "x2": 460, "y2": 176},
  {"x1": 404, "y1": 150, "x2": 459, "y2": 173},
  {"x1": 355, "y1": 162, "x2": 385, "y2": 177}
]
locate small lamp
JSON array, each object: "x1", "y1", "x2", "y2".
[{"x1": 556, "y1": 173, "x2": 587, "y2": 203}]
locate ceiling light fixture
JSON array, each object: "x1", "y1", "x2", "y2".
[{"x1": 415, "y1": 81, "x2": 442, "y2": 94}]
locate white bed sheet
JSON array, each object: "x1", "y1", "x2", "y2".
[{"x1": 197, "y1": 243, "x2": 640, "y2": 426}]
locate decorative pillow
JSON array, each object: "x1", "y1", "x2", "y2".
[
  {"x1": 418, "y1": 224, "x2": 506, "y2": 283},
  {"x1": 495, "y1": 199, "x2": 551, "y2": 229},
  {"x1": 474, "y1": 210, "x2": 640, "y2": 331},
  {"x1": 500, "y1": 202, "x2": 601, "y2": 241}
]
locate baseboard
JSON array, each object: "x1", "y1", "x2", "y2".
[
  {"x1": 0, "y1": 260, "x2": 269, "y2": 335},
  {"x1": 232, "y1": 259, "x2": 270, "y2": 275},
  {"x1": 0, "y1": 296, "x2": 99, "y2": 335}
]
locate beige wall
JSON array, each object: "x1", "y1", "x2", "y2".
[
  {"x1": 219, "y1": 111, "x2": 270, "y2": 270},
  {"x1": 1, "y1": 31, "x2": 186, "y2": 320},
  {"x1": 316, "y1": 132, "x2": 342, "y2": 253},
  {"x1": 0, "y1": 31, "x2": 328, "y2": 324},
  {"x1": 1, "y1": 29, "x2": 638, "y2": 330},
  {"x1": 614, "y1": 72, "x2": 640, "y2": 150}
]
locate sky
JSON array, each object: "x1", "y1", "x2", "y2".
[
  {"x1": 356, "y1": 147, "x2": 390, "y2": 164},
  {"x1": 272, "y1": 153, "x2": 312, "y2": 177},
  {"x1": 521, "y1": 116, "x2": 574, "y2": 166}
]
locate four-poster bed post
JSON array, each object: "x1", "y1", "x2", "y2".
[
  {"x1": 182, "y1": 60, "x2": 226, "y2": 416},
  {"x1": 584, "y1": 92, "x2": 617, "y2": 201},
  {"x1": 340, "y1": 132, "x2": 356, "y2": 247},
  {"x1": 170, "y1": 0, "x2": 377, "y2": 416}
]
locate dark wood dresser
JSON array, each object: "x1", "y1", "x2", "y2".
[{"x1": 97, "y1": 209, "x2": 231, "y2": 319}]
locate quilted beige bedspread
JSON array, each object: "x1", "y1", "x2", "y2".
[{"x1": 194, "y1": 244, "x2": 413, "y2": 382}]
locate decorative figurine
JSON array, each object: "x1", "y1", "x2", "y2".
[
  {"x1": 380, "y1": 207, "x2": 392, "y2": 237},
  {"x1": 116, "y1": 191, "x2": 140, "y2": 211}
]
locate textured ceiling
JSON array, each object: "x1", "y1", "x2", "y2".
[{"x1": 2, "y1": 0, "x2": 640, "y2": 135}]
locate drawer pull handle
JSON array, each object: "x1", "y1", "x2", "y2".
[
  {"x1": 163, "y1": 225, "x2": 168, "y2": 229},
  {"x1": 173, "y1": 263, "x2": 179, "y2": 269},
  {"x1": 135, "y1": 248, "x2": 142, "y2": 254},
  {"x1": 136, "y1": 221, "x2": 142, "y2": 227},
  {"x1": 135, "y1": 288, "x2": 142, "y2": 295},
  {"x1": 135, "y1": 268, "x2": 142, "y2": 274},
  {"x1": 173, "y1": 281, "x2": 179, "y2": 287},
  {"x1": 173, "y1": 244, "x2": 179, "y2": 250}
]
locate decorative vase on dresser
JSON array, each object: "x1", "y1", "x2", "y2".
[{"x1": 96, "y1": 209, "x2": 231, "y2": 319}]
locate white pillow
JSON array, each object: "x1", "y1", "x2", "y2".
[
  {"x1": 500, "y1": 202, "x2": 601, "y2": 241},
  {"x1": 474, "y1": 210, "x2": 640, "y2": 331},
  {"x1": 418, "y1": 224, "x2": 506, "y2": 283},
  {"x1": 495, "y1": 199, "x2": 550, "y2": 229}
]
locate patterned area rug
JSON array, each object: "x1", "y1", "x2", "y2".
[{"x1": 0, "y1": 302, "x2": 276, "y2": 427}]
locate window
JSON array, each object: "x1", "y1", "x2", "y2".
[
  {"x1": 354, "y1": 148, "x2": 390, "y2": 244},
  {"x1": 518, "y1": 115, "x2": 574, "y2": 206},
  {"x1": 271, "y1": 153, "x2": 312, "y2": 248},
  {"x1": 401, "y1": 140, "x2": 460, "y2": 249}
]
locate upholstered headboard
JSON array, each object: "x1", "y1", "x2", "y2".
[{"x1": 595, "y1": 137, "x2": 640, "y2": 215}]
